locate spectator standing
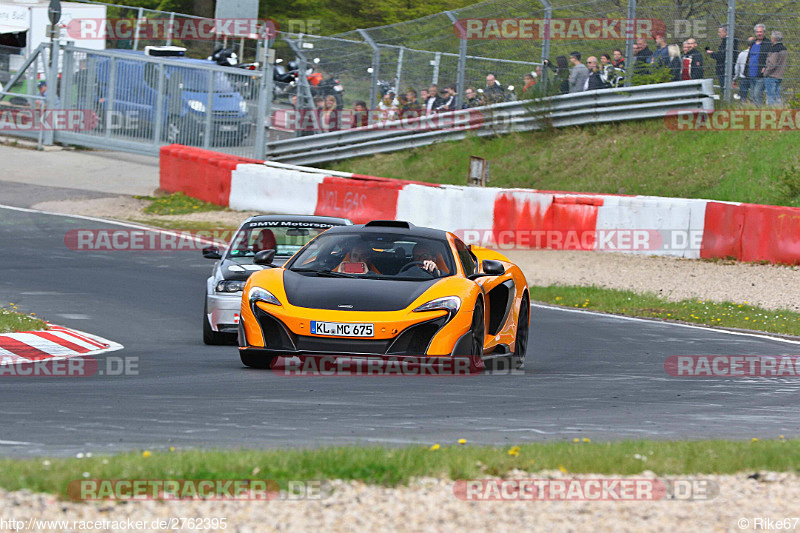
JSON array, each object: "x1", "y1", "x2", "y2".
[
  {"x1": 585, "y1": 56, "x2": 609, "y2": 90},
  {"x1": 522, "y1": 72, "x2": 537, "y2": 95},
  {"x1": 633, "y1": 38, "x2": 653, "y2": 76},
  {"x1": 401, "y1": 89, "x2": 422, "y2": 118},
  {"x1": 764, "y1": 31, "x2": 788, "y2": 106},
  {"x1": 436, "y1": 85, "x2": 456, "y2": 111},
  {"x1": 320, "y1": 94, "x2": 339, "y2": 132},
  {"x1": 462, "y1": 87, "x2": 484, "y2": 108},
  {"x1": 425, "y1": 84, "x2": 442, "y2": 115},
  {"x1": 706, "y1": 25, "x2": 739, "y2": 89},
  {"x1": 734, "y1": 37, "x2": 754, "y2": 100},
  {"x1": 378, "y1": 91, "x2": 399, "y2": 121},
  {"x1": 745, "y1": 24, "x2": 771, "y2": 104},
  {"x1": 484, "y1": 73, "x2": 506, "y2": 103},
  {"x1": 612, "y1": 49, "x2": 625, "y2": 70},
  {"x1": 667, "y1": 44, "x2": 682, "y2": 81},
  {"x1": 568, "y1": 52, "x2": 589, "y2": 93},
  {"x1": 681, "y1": 40, "x2": 704, "y2": 80},
  {"x1": 352, "y1": 100, "x2": 368, "y2": 128},
  {"x1": 650, "y1": 34, "x2": 670, "y2": 68}
]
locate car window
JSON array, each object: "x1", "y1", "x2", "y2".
[
  {"x1": 226, "y1": 223, "x2": 337, "y2": 262},
  {"x1": 285, "y1": 231, "x2": 455, "y2": 281},
  {"x1": 454, "y1": 238, "x2": 477, "y2": 276}
]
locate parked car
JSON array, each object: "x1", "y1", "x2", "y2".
[{"x1": 94, "y1": 46, "x2": 252, "y2": 146}]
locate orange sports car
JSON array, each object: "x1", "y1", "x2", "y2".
[{"x1": 237, "y1": 220, "x2": 530, "y2": 372}]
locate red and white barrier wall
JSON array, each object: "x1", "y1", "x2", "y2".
[{"x1": 160, "y1": 145, "x2": 800, "y2": 265}]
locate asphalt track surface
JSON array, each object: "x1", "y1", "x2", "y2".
[{"x1": 1, "y1": 204, "x2": 800, "y2": 458}]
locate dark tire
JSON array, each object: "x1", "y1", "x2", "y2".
[
  {"x1": 240, "y1": 350, "x2": 276, "y2": 369},
  {"x1": 202, "y1": 300, "x2": 229, "y2": 345},
  {"x1": 466, "y1": 301, "x2": 486, "y2": 373},
  {"x1": 513, "y1": 294, "x2": 530, "y2": 370}
]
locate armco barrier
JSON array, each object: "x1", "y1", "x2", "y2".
[{"x1": 159, "y1": 147, "x2": 800, "y2": 265}]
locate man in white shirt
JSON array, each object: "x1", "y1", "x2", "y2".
[{"x1": 734, "y1": 37, "x2": 754, "y2": 100}]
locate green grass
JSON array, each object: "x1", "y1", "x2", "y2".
[
  {"x1": 529, "y1": 284, "x2": 800, "y2": 336},
  {"x1": 134, "y1": 193, "x2": 225, "y2": 216},
  {"x1": 127, "y1": 218, "x2": 239, "y2": 232},
  {"x1": 327, "y1": 119, "x2": 800, "y2": 207},
  {"x1": 0, "y1": 305, "x2": 47, "y2": 334},
  {"x1": 1, "y1": 439, "x2": 797, "y2": 497}
]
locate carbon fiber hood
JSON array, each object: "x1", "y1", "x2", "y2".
[{"x1": 282, "y1": 269, "x2": 439, "y2": 311}]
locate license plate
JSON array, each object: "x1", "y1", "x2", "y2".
[
  {"x1": 310, "y1": 321, "x2": 374, "y2": 337},
  {"x1": 219, "y1": 124, "x2": 237, "y2": 132}
]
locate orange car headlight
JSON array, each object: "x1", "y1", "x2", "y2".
[
  {"x1": 413, "y1": 296, "x2": 461, "y2": 321},
  {"x1": 248, "y1": 287, "x2": 281, "y2": 307}
]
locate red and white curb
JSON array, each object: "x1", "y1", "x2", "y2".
[{"x1": 0, "y1": 325, "x2": 123, "y2": 365}]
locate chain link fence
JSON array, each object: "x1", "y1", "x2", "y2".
[{"x1": 1, "y1": 0, "x2": 798, "y2": 155}]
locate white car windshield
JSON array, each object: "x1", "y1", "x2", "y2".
[{"x1": 226, "y1": 223, "x2": 331, "y2": 262}]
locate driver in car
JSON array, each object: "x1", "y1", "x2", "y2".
[
  {"x1": 412, "y1": 244, "x2": 441, "y2": 276},
  {"x1": 337, "y1": 243, "x2": 381, "y2": 274}
]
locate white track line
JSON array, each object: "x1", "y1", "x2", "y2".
[
  {"x1": 0, "y1": 203, "x2": 219, "y2": 246},
  {"x1": 532, "y1": 302, "x2": 800, "y2": 346}
]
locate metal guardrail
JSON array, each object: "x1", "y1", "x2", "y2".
[{"x1": 266, "y1": 79, "x2": 715, "y2": 166}]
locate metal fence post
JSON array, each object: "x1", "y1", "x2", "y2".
[
  {"x1": 253, "y1": 35, "x2": 273, "y2": 159},
  {"x1": 724, "y1": 0, "x2": 736, "y2": 103},
  {"x1": 395, "y1": 46, "x2": 404, "y2": 95},
  {"x1": 133, "y1": 7, "x2": 143, "y2": 51},
  {"x1": 539, "y1": 0, "x2": 551, "y2": 88},
  {"x1": 61, "y1": 42, "x2": 75, "y2": 108},
  {"x1": 43, "y1": 39, "x2": 59, "y2": 146},
  {"x1": 166, "y1": 12, "x2": 175, "y2": 47},
  {"x1": 358, "y1": 29, "x2": 380, "y2": 108},
  {"x1": 152, "y1": 62, "x2": 166, "y2": 146},
  {"x1": 104, "y1": 56, "x2": 116, "y2": 139},
  {"x1": 624, "y1": 0, "x2": 637, "y2": 87},
  {"x1": 203, "y1": 65, "x2": 213, "y2": 149},
  {"x1": 446, "y1": 11, "x2": 466, "y2": 109},
  {"x1": 285, "y1": 37, "x2": 316, "y2": 136},
  {"x1": 432, "y1": 52, "x2": 441, "y2": 85}
]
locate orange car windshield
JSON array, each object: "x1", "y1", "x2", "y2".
[{"x1": 286, "y1": 232, "x2": 455, "y2": 280}]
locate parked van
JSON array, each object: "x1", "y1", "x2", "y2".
[{"x1": 93, "y1": 47, "x2": 252, "y2": 146}]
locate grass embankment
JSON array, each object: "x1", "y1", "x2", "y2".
[
  {"x1": 328, "y1": 119, "x2": 800, "y2": 207},
  {"x1": 1, "y1": 439, "x2": 797, "y2": 497},
  {"x1": 0, "y1": 304, "x2": 47, "y2": 334},
  {"x1": 134, "y1": 192, "x2": 226, "y2": 216},
  {"x1": 529, "y1": 285, "x2": 800, "y2": 336}
]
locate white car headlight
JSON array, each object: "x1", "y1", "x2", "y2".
[
  {"x1": 248, "y1": 287, "x2": 281, "y2": 306},
  {"x1": 413, "y1": 296, "x2": 461, "y2": 315},
  {"x1": 188, "y1": 99, "x2": 206, "y2": 113},
  {"x1": 216, "y1": 280, "x2": 245, "y2": 293}
]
